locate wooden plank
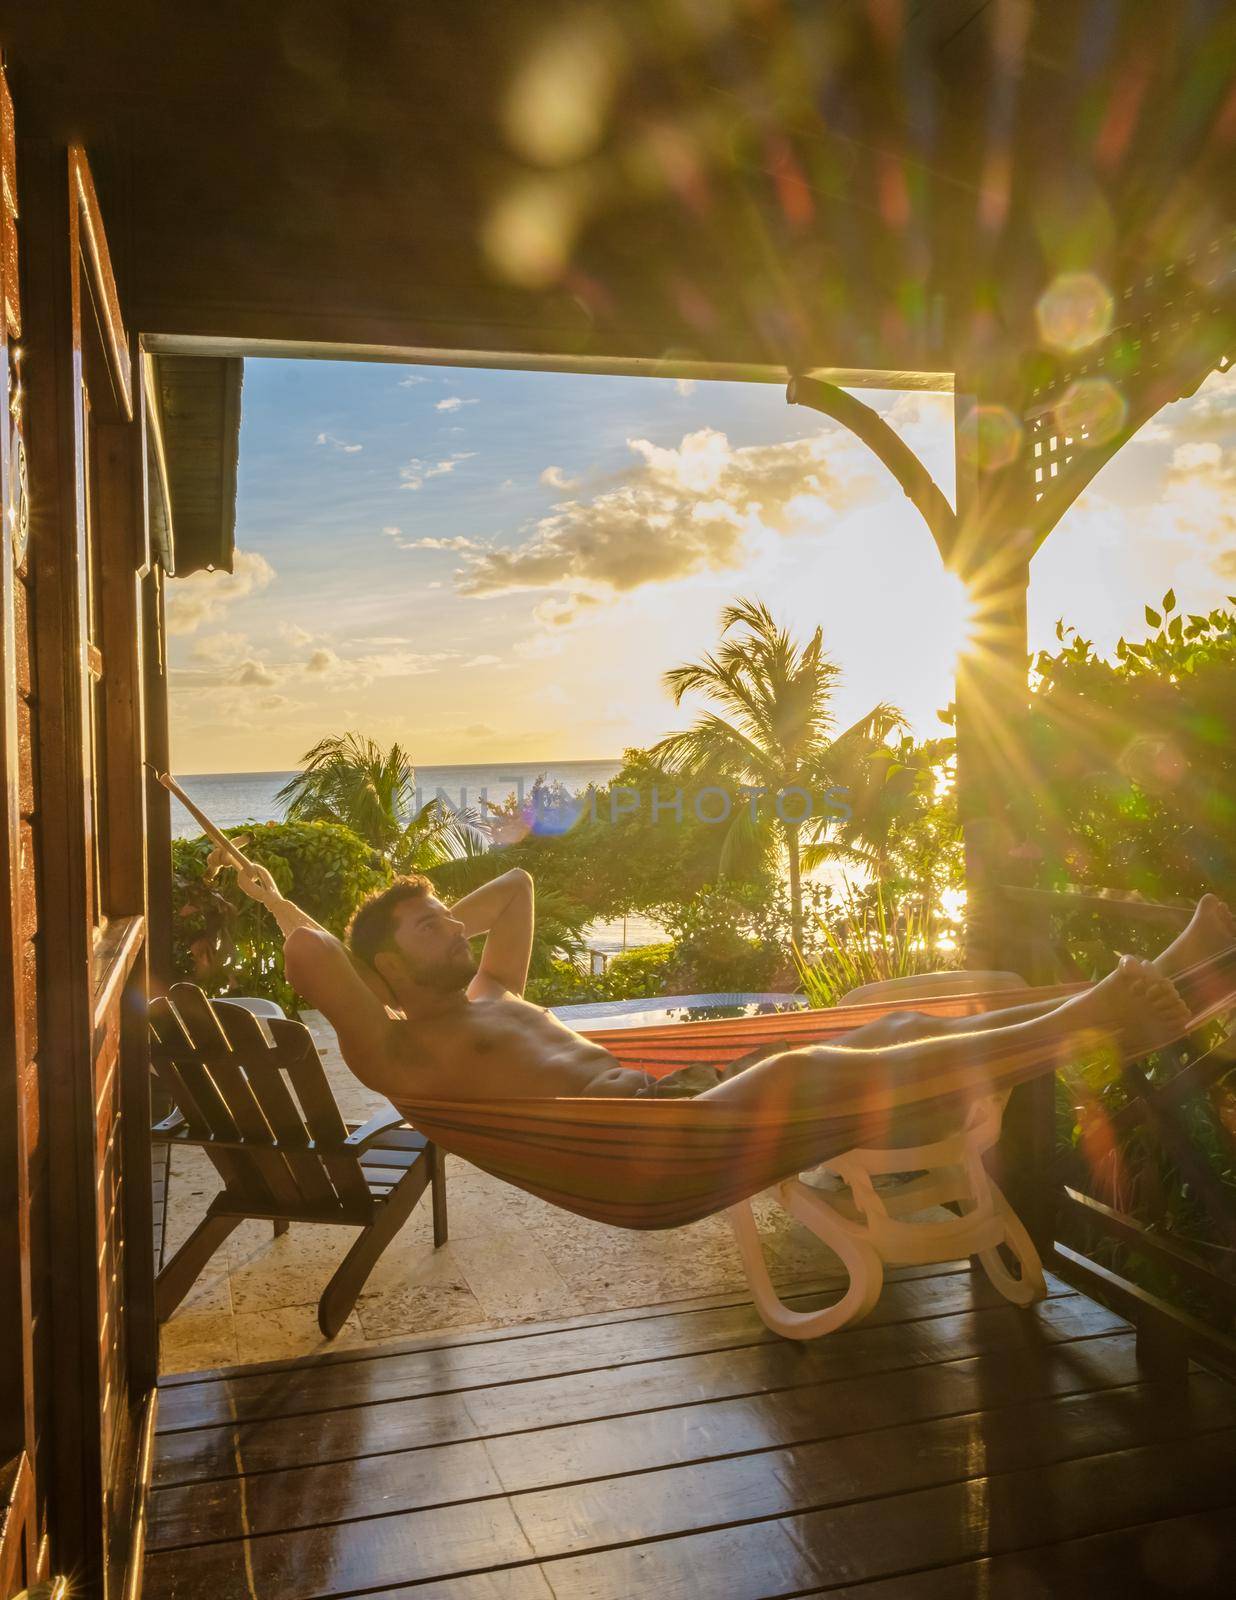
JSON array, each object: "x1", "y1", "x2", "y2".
[
  {"x1": 155, "y1": 1259, "x2": 979, "y2": 1387},
  {"x1": 1062, "y1": 1185, "x2": 1236, "y2": 1307},
  {"x1": 807, "y1": 1508, "x2": 1236, "y2": 1596},
  {"x1": 269, "y1": 1017, "x2": 373, "y2": 1214},
  {"x1": 14, "y1": 573, "x2": 33, "y2": 698},
  {"x1": 69, "y1": 147, "x2": 132, "y2": 418},
  {"x1": 153, "y1": 1295, "x2": 1126, "y2": 1487},
  {"x1": 148, "y1": 1328, "x2": 1149, "y2": 1551},
  {"x1": 1053, "y1": 1243, "x2": 1236, "y2": 1379},
  {"x1": 141, "y1": 1411, "x2": 1236, "y2": 1599},
  {"x1": 212, "y1": 1002, "x2": 340, "y2": 1210},
  {"x1": 156, "y1": 1267, "x2": 1072, "y2": 1433},
  {"x1": 534, "y1": 1429, "x2": 1236, "y2": 1600}
]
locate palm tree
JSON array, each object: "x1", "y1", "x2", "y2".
[
  {"x1": 275, "y1": 732, "x2": 479, "y2": 872},
  {"x1": 649, "y1": 599, "x2": 904, "y2": 947}
]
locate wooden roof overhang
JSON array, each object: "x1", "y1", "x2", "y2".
[
  {"x1": 6, "y1": 2, "x2": 1232, "y2": 373},
  {"x1": 5, "y1": 2, "x2": 1232, "y2": 570},
  {"x1": 144, "y1": 353, "x2": 242, "y2": 576}
]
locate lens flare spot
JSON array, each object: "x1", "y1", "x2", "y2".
[
  {"x1": 482, "y1": 176, "x2": 580, "y2": 288},
  {"x1": 502, "y1": 13, "x2": 623, "y2": 166},
  {"x1": 1035, "y1": 271, "x2": 1114, "y2": 353},
  {"x1": 1054, "y1": 376, "x2": 1128, "y2": 447},
  {"x1": 957, "y1": 404, "x2": 1024, "y2": 472}
]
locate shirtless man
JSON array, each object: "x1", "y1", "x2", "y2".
[{"x1": 230, "y1": 861, "x2": 1227, "y2": 1114}]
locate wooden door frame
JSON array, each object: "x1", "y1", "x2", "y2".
[{"x1": 21, "y1": 133, "x2": 156, "y2": 1598}]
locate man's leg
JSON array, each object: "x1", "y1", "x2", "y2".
[
  {"x1": 832, "y1": 894, "x2": 1236, "y2": 1054},
  {"x1": 701, "y1": 956, "x2": 1189, "y2": 1116}
]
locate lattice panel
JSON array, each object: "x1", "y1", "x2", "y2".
[{"x1": 1021, "y1": 225, "x2": 1235, "y2": 531}]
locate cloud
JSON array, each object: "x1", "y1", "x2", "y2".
[
  {"x1": 316, "y1": 431, "x2": 363, "y2": 453},
  {"x1": 1127, "y1": 363, "x2": 1236, "y2": 450},
  {"x1": 540, "y1": 465, "x2": 579, "y2": 490},
  {"x1": 233, "y1": 658, "x2": 278, "y2": 688},
  {"x1": 301, "y1": 644, "x2": 457, "y2": 689},
  {"x1": 166, "y1": 549, "x2": 276, "y2": 635},
  {"x1": 398, "y1": 373, "x2": 431, "y2": 386},
  {"x1": 305, "y1": 648, "x2": 341, "y2": 676},
  {"x1": 276, "y1": 621, "x2": 314, "y2": 648},
  {"x1": 458, "y1": 427, "x2": 852, "y2": 598},
  {"x1": 435, "y1": 397, "x2": 478, "y2": 412},
  {"x1": 533, "y1": 593, "x2": 601, "y2": 627},
  {"x1": 190, "y1": 631, "x2": 248, "y2": 665},
  {"x1": 675, "y1": 378, "x2": 696, "y2": 397},
  {"x1": 394, "y1": 534, "x2": 483, "y2": 552},
  {"x1": 464, "y1": 723, "x2": 496, "y2": 738},
  {"x1": 465, "y1": 654, "x2": 501, "y2": 668},
  {"x1": 399, "y1": 453, "x2": 477, "y2": 491}
]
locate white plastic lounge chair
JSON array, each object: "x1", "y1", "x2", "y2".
[{"x1": 725, "y1": 971, "x2": 1048, "y2": 1339}]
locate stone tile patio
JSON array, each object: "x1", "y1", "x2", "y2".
[{"x1": 158, "y1": 1011, "x2": 845, "y2": 1374}]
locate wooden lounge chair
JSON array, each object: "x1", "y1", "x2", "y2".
[
  {"x1": 724, "y1": 971, "x2": 1047, "y2": 1339},
  {"x1": 149, "y1": 983, "x2": 447, "y2": 1338}
]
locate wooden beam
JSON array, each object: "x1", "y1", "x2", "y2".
[
  {"x1": 787, "y1": 374, "x2": 957, "y2": 557},
  {"x1": 142, "y1": 332, "x2": 954, "y2": 391},
  {"x1": 69, "y1": 145, "x2": 132, "y2": 420}
]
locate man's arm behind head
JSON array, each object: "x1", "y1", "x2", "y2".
[{"x1": 285, "y1": 926, "x2": 399, "y2": 1072}]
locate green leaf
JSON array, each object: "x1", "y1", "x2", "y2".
[
  {"x1": 1162, "y1": 588, "x2": 1176, "y2": 615},
  {"x1": 1144, "y1": 605, "x2": 1161, "y2": 629}
]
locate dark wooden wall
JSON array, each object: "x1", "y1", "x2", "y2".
[{"x1": 1, "y1": 58, "x2": 161, "y2": 1598}]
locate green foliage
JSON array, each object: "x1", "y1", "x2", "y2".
[
  {"x1": 604, "y1": 942, "x2": 676, "y2": 998},
  {"x1": 523, "y1": 943, "x2": 677, "y2": 1008},
  {"x1": 658, "y1": 882, "x2": 799, "y2": 994},
  {"x1": 1027, "y1": 591, "x2": 1236, "y2": 905},
  {"x1": 794, "y1": 881, "x2": 960, "y2": 1009},
  {"x1": 277, "y1": 731, "x2": 481, "y2": 872},
  {"x1": 1029, "y1": 592, "x2": 1236, "y2": 1327},
  {"x1": 172, "y1": 819, "x2": 391, "y2": 1009},
  {"x1": 648, "y1": 597, "x2": 905, "y2": 944}
]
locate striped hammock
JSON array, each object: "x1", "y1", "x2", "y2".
[
  {"x1": 393, "y1": 979, "x2": 1082, "y2": 1228},
  {"x1": 393, "y1": 975, "x2": 1222, "y2": 1232}
]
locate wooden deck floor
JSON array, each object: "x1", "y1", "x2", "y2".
[{"x1": 144, "y1": 1263, "x2": 1236, "y2": 1599}]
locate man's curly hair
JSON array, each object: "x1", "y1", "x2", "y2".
[{"x1": 346, "y1": 875, "x2": 433, "y2": 966}]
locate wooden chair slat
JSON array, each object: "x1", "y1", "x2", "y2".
[
  {"x1": 168, "y1": 982, "x2": 235, "y2": 1055},
  {"x1": 151, "y1": 985, "x2": 446, "y2": 1334},
  {"x1": 200, "y1": 1002, "x2": 330, "y2": 1213},
  {"x1": 167, "y1": 985, "x2": 312, "y2": 1212},
  {"x1": 212, "y1": 1004, "x2": 312, "y2": 1146},
  {"x1": 269, "y1": 1017, "x2": 375, "y2": 1212},
  {"x1": 268, "y1": 1018, "x2": 350, "y2": 1143}
]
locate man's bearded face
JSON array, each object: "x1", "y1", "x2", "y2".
[{"x1": 388, "y1": 897, "x2": 478, "y2": 992}]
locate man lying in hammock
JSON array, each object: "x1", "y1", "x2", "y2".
[{"x1": 233, "y1": 860, "x2": 1231, "y2": 1116}]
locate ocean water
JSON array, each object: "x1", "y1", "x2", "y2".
[
  {"x1": 168, "y1": 761, "x2": 623, "y2": 838},
  {"x1": 168, "y1": 760, "x2": 663, "y2": 952}
]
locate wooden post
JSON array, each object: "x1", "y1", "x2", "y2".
[{"x1": 951, "y1": 391, "x2": 1055, "y2": 1249}]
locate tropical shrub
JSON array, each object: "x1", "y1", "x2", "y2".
[
  {"x1": 171, "y1": 819, "x2": 391, "y2": 1010},
  {"x1": 794, "y1": 881, "x2": 960, "y2": 1009},
  {"x1": 1026, "y1": 591, "x2": 1236, "y2": 913},
  {"x1": 1025, "y1": 593, "x2": 1236, "y2": 1327},
  {"x1": 658, "y1": 882, "x2": 802, "y2": 994}
]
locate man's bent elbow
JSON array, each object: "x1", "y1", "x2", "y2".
[{"x1": 284, "y1": 925, "x2": 324, "y2": 986}]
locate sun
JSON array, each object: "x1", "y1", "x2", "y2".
[{"x1": 936, "y1": 569, "x2": 981, "y2": 674}]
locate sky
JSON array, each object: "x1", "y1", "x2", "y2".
[{"x1": 167, "y1": 359, "x2": 1236, "y2": 774}]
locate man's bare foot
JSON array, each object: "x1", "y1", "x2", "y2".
[
  {"x1": 1155, "y1": 894, "x2": 1236, "y2": 981},
  {"x1": 1055, "y1": 954, "x2": 1190, "y2": 1059}
]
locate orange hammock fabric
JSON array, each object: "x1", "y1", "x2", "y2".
[
  {"x1": 391, "y1": 953, "x2": 1235, "y2": 1232},
  {"x1": 392, "y1": 982, "x2": 1097, "y2": 1230}
]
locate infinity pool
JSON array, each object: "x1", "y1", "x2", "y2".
[{"x1": 552, "y1": 992, "x2": 808, "y2": 1031}]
